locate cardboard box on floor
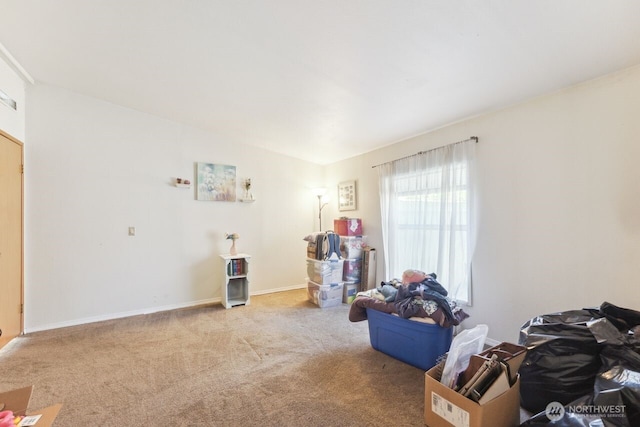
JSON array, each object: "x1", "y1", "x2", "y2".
[
  {"x1": 424, "y1": 362, "x2": 520, "y2": 427},
  {"x1": 0, "y1": 386, "x2": 62, "y2": 426}
]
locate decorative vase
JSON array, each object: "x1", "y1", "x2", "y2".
[{"x1": 230, "y1": 239, "x2": 237, "y2": 256}]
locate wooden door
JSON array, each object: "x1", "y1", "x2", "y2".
[{"x1": 0, "y1": 129, "x2": 23, "y2": 349}]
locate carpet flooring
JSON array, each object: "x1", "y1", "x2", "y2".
[{"x1": 0, "y1": 289, "x2": 431, "y2": 426}]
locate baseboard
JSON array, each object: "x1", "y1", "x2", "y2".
[
  {"x1": 24, "y1": 284, "x2": 308, "y2": 334},
  {"x1": 24, "y1": 297, "x2": 221, "y2": 333},
  {"x1": 251, "y1": 283, "x2": 306, "y2": 296}
]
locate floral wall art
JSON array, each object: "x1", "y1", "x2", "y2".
[{"x1": 196, "y1": 162, "x2": 236, "y2": 201}]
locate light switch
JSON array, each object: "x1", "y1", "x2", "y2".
[{"x1": 128, "y1": 227, "x2": 135, "y2": 236}]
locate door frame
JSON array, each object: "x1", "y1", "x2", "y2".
[{"x1": 0, "y1": 128, "x2": 24, "y2": 348}]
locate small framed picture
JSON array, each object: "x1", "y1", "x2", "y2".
[
  {"x1": 338, "y1": 180, "x2": 357, "y2": 211},
  {"x1": 196, "y1": 162, "x2": 237, "y2": 202}
]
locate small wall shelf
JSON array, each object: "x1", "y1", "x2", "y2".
[{"x1": 175, "y1": 183, "x2": 191, "y2": 189}]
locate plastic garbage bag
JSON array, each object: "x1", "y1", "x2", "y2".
[
  {"x1": 520, "y1": 393, "x2": 607, "y2": 427},
  {"x1": 599, "y1": 301, "x2": 640, "y2": 332},
  {"x1": 518, "y1": 309, "x2": 604, "y2": 414},
  {"x1": 440, "y1": 324, "x2": 488, "y2": 389},
  {"x1": 593, "y1": 344, "x2": 640, "y2": 426},
  {"x1": 521, "y1": 344, "x2": 640, "y2": 426},
  {"x1": 520, "y1": 302, "x2": 640, "y2": 426}
]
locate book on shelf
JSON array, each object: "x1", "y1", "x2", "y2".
[{"x1": 229, "y1": 259, "x2": 244, "y2": 276}]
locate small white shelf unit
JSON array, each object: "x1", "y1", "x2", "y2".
[{"x1": 220, "y1": 253, "x2": 251, "y2": 309}]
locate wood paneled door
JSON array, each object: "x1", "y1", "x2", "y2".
[{"x1": 0, "y1": 129, "x2": 23, "y2": 349}]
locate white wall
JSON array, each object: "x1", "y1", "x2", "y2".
[
  {"x1": 0, "y1": 56, "x2": 26, "y2": 141},
  {"x1": 327, "y1": 65, "x2": 640, "y2": 342},
  {"x1": 24, "y1": 84, "x2": 324, "y2": 332},
  {"x1": 18, "y1": 61, "x2": 640, "y2": 341}
]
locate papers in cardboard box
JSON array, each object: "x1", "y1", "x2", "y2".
[
  {"x1": 477, "y1": 342, "x2": 526, "y2": 382},
  {"x1": 458, "y1": 354, "x2": 503, "y2": 401},
  {"x1": 424, "y1": 362, "x2": 520, "y2": 427},
  {"x1": 454, "y1": 341, "x2": 527, "y2": 401}
]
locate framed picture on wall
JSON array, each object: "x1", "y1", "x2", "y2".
[
  {"x1": 196, "y1": 162, "x2": 237, "y2": 201},
  {"x1": 338, "y1": 180, "x2": 357, "y2": 211}
]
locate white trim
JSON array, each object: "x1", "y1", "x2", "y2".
[
  {"x1": 24, "y1": 297, "x2": 219, "y2": 333},
  {"x1": 0, "y1": 41, "x2": 35, "y2": 84},
  {"x1": 24, "y1": 284, "x2": 308, "y2": 334},
  {"x1": 251, "y1": 283, "x2": 306, "y2": 296}
]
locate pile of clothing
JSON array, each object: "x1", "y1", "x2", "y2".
[{"x1": 348, "y1": 269, "x2": 469, "y2": 328}]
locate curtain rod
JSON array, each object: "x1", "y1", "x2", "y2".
[{"x1": 371, "y1": 136, "x2": 478, "y2": 169}]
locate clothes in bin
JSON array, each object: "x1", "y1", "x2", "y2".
[{"x1": 366, "y1": 308, "x2": 453, "y2": 370}]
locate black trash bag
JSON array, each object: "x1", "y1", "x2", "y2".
[
  {"x1": 520, "y1": 393, "x2": 618, "y2": 427},
  {"x1": 520, "y1": 394, "x2": 602, "y2": 426},
  {"x1": 518, "y1": 309, "x2": 605, "y2": 414},
  {"x1": 593, "y1": 344, "x2": 640, "y2": 426},
  {"x1": 600, "y1": 301, "x2": 640, "y2": 332},
  {"x1": 520, "y1": 305, "x2": 640, "y2": 427},
  {"x1": 520, "y1": 342, "x2": 640, "y2": 427}
]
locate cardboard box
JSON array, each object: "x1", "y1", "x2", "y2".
[
  {"x1": 477, "y1": 342, "x2": 526, "y2": 382},
  {"x1": 306, "y1": 242, "x2": 317, "y2": 259},
  {"x1": 334, "y1": 218, "x2": 362, "y2": 236},
  {"x1": 457, "y1": 342, "x2": 527, "y2": 394},
  {"x1": 360, "y1": 247, "x2": 376, "y2": 292},
  {"x1": 0, "y1": 386, "x2": 62, "y2": 427},
  {"x1": 424, "y1": 363, "x2": 520, "y2": 427}
]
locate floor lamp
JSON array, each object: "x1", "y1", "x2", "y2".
[{"x1": 312, "y1": 188, "x2": 329, "y2": 231}]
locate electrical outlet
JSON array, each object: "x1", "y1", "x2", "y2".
[{"x1": 128, "y1": 227, "x2": 135, "y2": 236}]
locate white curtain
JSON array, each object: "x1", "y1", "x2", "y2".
[{"x1": 377, "y1": 139, "x2": 476, "y2": 304}]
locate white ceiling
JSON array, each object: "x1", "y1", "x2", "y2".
[{"x1": 2, "y1": 1, "x2": 640, "y2": 164}]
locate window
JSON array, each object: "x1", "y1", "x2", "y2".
[{"x1": 377, "y1": 139, "x2": 476, "y2": 304}]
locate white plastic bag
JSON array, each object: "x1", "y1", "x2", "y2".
[{"x1": 440, "y1": 324, "x2": 489, "y2": 388}]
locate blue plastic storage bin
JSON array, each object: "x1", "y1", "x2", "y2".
[{"x1": 366, "y1": 308, "x2": 453, "y2": 370}]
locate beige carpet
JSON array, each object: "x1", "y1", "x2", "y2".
[{"x1": 0, "y1": 289, "x2": 430, "y2": 426}]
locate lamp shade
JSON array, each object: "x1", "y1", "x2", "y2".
[{"x1": 311, "y1": 187, "x2": 327, "y2": 197}]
